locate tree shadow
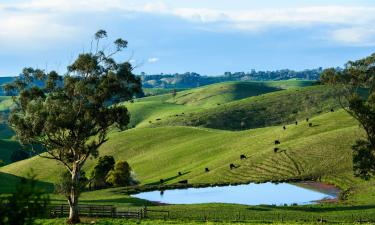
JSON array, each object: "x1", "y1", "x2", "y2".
[
  {"x1": 0, "y1": 172, "x2": 54, "y2": 194},
  {"x1": 245, "y1": 204, "x2": 375, "y2": 213},
  {"x1": 146, "y1": 171, "x2": 191, "y2": 185}
]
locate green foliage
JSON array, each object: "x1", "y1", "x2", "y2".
[
  {"x1": 321, "y1": 53, "x2": 375, "y2": 181},
  {"x1": 90, "y1": 155, "x2": 115, "y2": 189},
  {"x1": 0, "y1": 176, "x2": 49, "y2": 225},
  {"x1": 5, "y1": 30, "x2": 141, "y2": 223},
  {"x1": 106, "y1": 161, "x2": 137, "y2": 187}
]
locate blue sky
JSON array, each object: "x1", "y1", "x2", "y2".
[{"x1": 1, "y1": 0, "x2": 375, "y2": 76}]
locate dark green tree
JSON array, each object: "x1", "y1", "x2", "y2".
[
  {"x1": 6, "y1": 30, "x2": 141, "y2": 224},
  {"x1": 90, "y1": 155, "x2": 115, "y2": 189},
  {"x1": 320, "y1": 53, "x2": 375, "y2": 179},
  {"x1": 106, "y1": 161, "x2": 137, "y2": 187}
]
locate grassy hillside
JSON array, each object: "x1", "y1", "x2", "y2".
[
  {"x1": 149, "y1": 85, "x2": 341, "y2": 130},
  {"x1": 0, "y1": 110, "x2": 363, "y2": 193},
  {"x1": 0, "y1": 96, "x2": 12, "y2": 111},
  {"x1": 126, "y1": 81, "x2": 316, "y2": 128}
]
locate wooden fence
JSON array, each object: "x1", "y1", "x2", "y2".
[{"x1": 49, "y1": 204, "x2": 146, "y2": 219}]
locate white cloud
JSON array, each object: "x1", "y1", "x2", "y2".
[
  {"x1": 148, "y1": 57, "x2": 160, "y2": 63},
  {"x1": 1, "y1": 0, "x2": 375, "y2": 46},
  {"x1": 329, "y1": 27, "x2": 375, "y2": 46}
]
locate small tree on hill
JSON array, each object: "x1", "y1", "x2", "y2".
[
  {"x1": 90, "y1": 155, "x2": 115, "y2": 189},
  {"x1": 5, "y1": 30, "x2": 141, "y2": 224},
  {"x1": 106, "y1": 161, "x2": 137, "y2": 187},
  {"x1": 320, "y1": 53, "x2": 375, "y2": 179}
]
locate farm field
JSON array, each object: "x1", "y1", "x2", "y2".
[{"x1": 0, "y1": 80, "x2": 374, "y2": 224}]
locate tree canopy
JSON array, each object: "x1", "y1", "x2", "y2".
[
  {"x1": 320, "y1": 53, "x2": 375, "y2": 179},
  {"x1": 6, "y1": 30, "x2": 142, "y2": 224}
]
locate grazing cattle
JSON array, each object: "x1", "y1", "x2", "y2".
[
  {"x1": 178, "y1": 172, "x2": 182, "y2": 176},
  {"x1": 330, "y1": 108, "x2": 334, "y2": 112},
  {"x1": 283, "y1": 126, "x2": 286, "y2": 130},
  {"x1": 306, "y1": 118, "x2": 309, "y2": 122},
  {"x1": 217, "y1": 103, "x2": 221, "y2": 106},
  {"x1": 309, "y1": 123, "x2": 313, "y2": 127},
  {"x1": 175, "y1": 114, "x2": 179, "y2": 117},
  {"x1": 275, "y1": 140, "x2": 281, "y2": 145},
  {"x1": 295, "y1": 121, "x2": 298, "y2": 125},
  {"x1": 205, "y1": 168, "x2": 210, "y2": 172},
  {"x1": 160, "y1": 179, "x2": 164, "y2": 184},
  {"x1": 156, "y1": 118, "x2": 161, "y2": 121},
  {"x1": 178, "y1": 180, "x2": 188, "y2": 184},
  {"x1": 181, "y1": 112, "x2": 185, "y2": 115},
  {"x1": 240, "y1": 154, "x2": 247, "y2": 160},
  {"x1": 274, "y1": 147, "x2": 279, "y2": 153},
  {"x1": 230, "y1": 163, "x2": 236, "y2": 170}
]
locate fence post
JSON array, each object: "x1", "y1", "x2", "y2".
[
  {"x1": 60, "y1": 205, "x2": 63, "y2": 217},
  {"x1": 143, "y1": 206, "x2": 148, "y2": 218}
]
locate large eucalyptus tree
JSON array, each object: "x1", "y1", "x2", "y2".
[{"x1": 5, "y1": 30, "x2": 141, "y2": 223}]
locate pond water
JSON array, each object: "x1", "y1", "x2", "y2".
[{"x1": 132, "y1": 182, "x2": 339, "y2": 206}]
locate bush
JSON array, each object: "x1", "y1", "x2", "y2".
[
  {"x1": 106, "y1": 161, "x2": 138, "y2": 187},
  {"x1": 90, "y1": 155, "x2": 115, "y2": 189}
]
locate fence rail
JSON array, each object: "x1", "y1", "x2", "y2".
[{"x1": 49, "y1": 204, "x2": 146, "y2": 219}]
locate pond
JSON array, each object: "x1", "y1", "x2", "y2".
[{"x1": 132, "y1": 182, "x2": 339, "y2": 206}]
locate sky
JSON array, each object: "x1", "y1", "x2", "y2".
[{"x1": 1, "y1": 0, "x2": 375, "y2": 76}]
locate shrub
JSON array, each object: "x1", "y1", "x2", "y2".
[{"x1": 106, "y1": 161, "x2": 138, "y2": 187}]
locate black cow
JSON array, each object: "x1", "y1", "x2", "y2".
[
  {"x1": 240, "y1": 154, "x2": 247, "y2": 160},
  {"x1": 295, "y1": 121, "x2": 298, "y2": 125},
  {"x1": 205, "y1": 168, "x2": 210, "y2": 172},
  {"x1": 274, "y1": 147, "x2": 279, "y2": 153},
  {"x1": 275, "y1": 140, "x2": 281, "y2": 145},
  {"x1": 178, "y1": 172, "x2": 182, "y2": 176},
  {"x1": 178, "y1": 180, "x2": 188, "y2": 184},
  {"x1": 330, "y1": 108, "x2": 334, "y2": 112},
  {"x1": 230, "y1": 163, "x2": 236, "y2": 170},
  {"x1": 160, "y1": 179, "x2": 164, "y2": 184},
  {"x1": 156, "y1": 118, "x2": 161, "y2": 121},
  {"x1": 283, "y1": 126, "x2": 286, "y2": 130},
  {"x1": 306, "y1": 118, "x2": 309, "y2": 122},
  {"x1": 309, "y1": 123, "x2": 313, "y2": 127}
]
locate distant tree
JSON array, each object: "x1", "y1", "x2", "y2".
[
  {"x1": 90, "y1": 155, "x2": 115, "y2": 189},
  {"x1": 6, "y1": 30, "x2": 141, "y2": 224},
  {"x1": 320, "y1": 53, "x2": 375, "y2": 179},
  {"x1": 106, "y1": 161, "x2": 137, "y2": 187},
  {"x1": 0, "y1": 176, "x2": 49, "y2": 225},
  {"x1": 10, "y1": 149, "x2": 30, "y2": 162}
]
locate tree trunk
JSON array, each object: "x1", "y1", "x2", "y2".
[{"x1": 68, "y1": 164, "x2": 81, "y2": 224}]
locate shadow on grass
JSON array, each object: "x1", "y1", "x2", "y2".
[
  {"x1": 79, "y1": 196, "x2": 157, "y2": 206},
  {"x1": 246, "y1": 204, "x2": 375, "y2": 213},
  {"x1": 0, "y1": 172, "x2": 54, "y2": 194},
  {"x1": 146, "y1": 171, "x2": 191, "y2": 185}
]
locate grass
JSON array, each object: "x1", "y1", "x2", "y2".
[
  {"x1": 151, "y1": 85, "x2": 341, "y2": 130},
  {"x1": 0, "y1": 110, "x2": 364, "y2": 191},
  {"x1": 126, "y1": 80, "x2": 317, "y2": 129},
  {"x1": 34, "y1": 218, "x2": 374, "y2": 225},
  {"x1": 2, "y1": 80, "x2": 375, "y2": 224}
]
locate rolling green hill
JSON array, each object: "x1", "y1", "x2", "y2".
[
  {"x1": 131, "y1": 85, "x2": 340, "y2": 131},
  {"x1": 0, "y1": 110, "x2": 364, "y2": 195},
  {"x1": 126, "y1": 80, "x2": 317, "y2": 128}
]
